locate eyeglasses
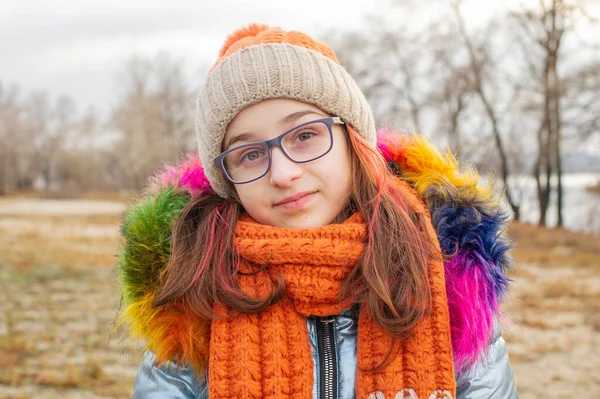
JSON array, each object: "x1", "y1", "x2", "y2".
[{"x1": 214, "y1": 117, "x2": 345, "y2": 184}]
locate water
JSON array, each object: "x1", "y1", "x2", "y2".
[{"x1": 499, "y1": 173, "x2": 600, "y2": 234}]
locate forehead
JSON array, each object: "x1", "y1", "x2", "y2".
[{"x1": 226, "y1": 100, "x2": 326, "y2": 134}]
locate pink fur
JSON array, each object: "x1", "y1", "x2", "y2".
[
  {"x1": 444, "y1": 252, "x2": 498, "y2": 372},
  {"x1": 376, "y1": 128, "x2": 411, "y2": 166},
  {"x1": 149, "y1": 154, "x2": 214, "y2": 196}
]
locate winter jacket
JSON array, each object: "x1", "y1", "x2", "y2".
[
  {"x1": 118, "y1": 131, "x2": 518, "y2": 399},
  {"x1": 132, "y1": 314, "x2": 517, "y2": 398}
]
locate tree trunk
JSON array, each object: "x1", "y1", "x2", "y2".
[
  {"x1": 555, "y1": 109, "x2": 563, "y2": 227},
  {"x1": 550, "y1": 1, "x2": 564, "y2": 228},
  {"x1": 453, "y1": 2, "x2": 520, "y2": 220}
]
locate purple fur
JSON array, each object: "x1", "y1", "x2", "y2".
[{"x1": 148, "y1": 154, "x2": 213, "y2": 196}]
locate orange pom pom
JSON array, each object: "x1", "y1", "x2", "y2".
[{"x1": 219, "y1": 23, "x2": 271, "y2": 57}]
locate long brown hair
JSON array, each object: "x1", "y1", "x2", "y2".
[{"x1": 154, "y1": 125, "x2": 435, "y2": 341}]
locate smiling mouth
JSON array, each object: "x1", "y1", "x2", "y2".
[{"x1": 274, "y1": 191, "x2": 317, "y2": 209}]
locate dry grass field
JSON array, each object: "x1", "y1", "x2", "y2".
[{"x1": 0, "y1": 196, "x2": 599, "y2": 398}]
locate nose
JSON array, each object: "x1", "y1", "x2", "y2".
[{"x1": 268, "y1": 147, "x2": 303, "y2": 187}]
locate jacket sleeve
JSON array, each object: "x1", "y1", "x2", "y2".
[
  {"x1": 132, "y1": 351, "x2": 209, "y2": 399},
  {"x1": 455, "y1": 322, "x2": 518, "y2": 399}
]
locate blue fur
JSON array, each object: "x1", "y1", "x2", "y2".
[{"x1": 431, "y1": 202, "x2": 512, "y2": 302}]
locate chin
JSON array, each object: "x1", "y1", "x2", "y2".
[
  {"x1": 279, "y1": 213, "x2": 332, "y2": 229},
  {"x1": 249, "y1": 208, "x2": 335, "y2": 228}
]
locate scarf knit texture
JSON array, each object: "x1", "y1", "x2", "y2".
[
  {"x1": 211, "y1": 189, "x2": 455, "y2": 398},
  {"x1": 116, "y1": 130, "x2": 512, "y2": 397}
]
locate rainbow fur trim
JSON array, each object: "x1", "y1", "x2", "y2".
[
  {"x1": 116, "y1": 130, "x2": 512, "y2": 374},
  {"x1": 377, "y1": 129, "x2": 511, "y2": 372}
]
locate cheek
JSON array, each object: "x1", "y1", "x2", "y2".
[
  {"x1": 336, "y1": 142, "x2": 353, "y2": 186},
  {"x1": 333, "y1": 168, "x2": 352, "y2": 197},
  {"x1": 235, "y1": 182, "x2": 271, "y2": 218},
  {"x1": 319, "y1": 146, "x2": 352, "y2": 197},
  {"x1": 235, "y1": 185, "x2": 258, "y2": 210}
]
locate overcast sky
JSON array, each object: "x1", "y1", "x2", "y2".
[
  {"x1": 1, "y1": 0, "x2": 598, "y2": 117},
  {"x1": 1, "y1": 0, "x2": 380, "y2": 113}
]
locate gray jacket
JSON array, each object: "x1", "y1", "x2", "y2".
[{"x1": 132, "y1": 308, "x2": 517, "y2": 399}]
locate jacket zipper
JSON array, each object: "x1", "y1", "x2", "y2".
[{"x1": 316, "y1": 315, "x2": 337, "y2": 399}]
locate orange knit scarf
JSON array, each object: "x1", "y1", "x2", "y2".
[{"x1": 208, "y1": 212, "x2": 456, "y2": 399}]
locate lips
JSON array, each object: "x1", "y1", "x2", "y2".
[{"x1": 274, "y1": 191, "x2": 317, "y2": 206}]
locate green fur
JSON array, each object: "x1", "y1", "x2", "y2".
[{"x1": 117, "y1": 187, "x2": 190, "y2": 302}]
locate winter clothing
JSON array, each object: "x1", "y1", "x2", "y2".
[
  {"x1": 117, "y1": 131, "x2": 517, "y2": 398},
  {"x1": 132, "y1": 316, "x2": 517, "y2": 399},
  {"x1": 117, "y1": 22, "x2": 518, "y2": 399},
  {"x1": 196, "y1": 24, "x2": 376, "y2": 198}
]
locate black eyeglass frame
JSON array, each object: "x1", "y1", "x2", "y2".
[{"x1": 213, "y1": 116, "x2": 345, "y2": 184}]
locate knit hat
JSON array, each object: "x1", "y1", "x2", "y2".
[{"x1": 195, "y1": 24, "x2": 376, "y2": 198}]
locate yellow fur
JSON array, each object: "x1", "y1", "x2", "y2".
[
  {"x1": 401, "y1": 135, "x2": 496, "y2": 204},
  {"x1": 117, "y1": 291, "x2": 210, "y2": 371}
]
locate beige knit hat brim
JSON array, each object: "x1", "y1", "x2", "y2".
[{"x1": 196, "y1": 42, "x2": 376, "y2": 198}]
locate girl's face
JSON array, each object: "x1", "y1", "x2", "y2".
[{"x1": 223, "y1": 99, "x2": 352, "y2": 228}]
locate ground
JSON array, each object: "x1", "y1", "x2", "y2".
[{"x1": 0, "y1": 197, "x2": 599, "y2": 398}]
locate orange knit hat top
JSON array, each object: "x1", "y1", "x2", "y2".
[
  {"x1": 210, "y1": 23, "x2": 339, "y2": 73},
  {"x1": 195, "y1": 23, "x2": 376, "y2": 198}
]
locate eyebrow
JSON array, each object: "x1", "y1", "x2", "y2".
[
  {"x1": 224, "y1": 110, "x2": 327, "y2": 150},
  {"x1": 282, "y1": 110, "x2": 326, "y2": 124},
  {"x1": 224, "y1": 132, "x2": 257, "y2": 151}
]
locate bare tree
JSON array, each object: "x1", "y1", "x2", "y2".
[
  {"x1": 0, "y1": 81, "x2": 114, "y2": 196},
  {"x1": 326, "y1": 24, "x2": 434, "y2": 134},
  {"x1": 510, "y1": 0, "x2": 600, "y2": 227},
  {"x1": 1, "y1": 52, "x2": 198, "y2": 195},
  {"x1": 0, "y1": 84, "x2": 49, "y2": 193},
  {"x1": 452, "y1": 0, "x2": 522, "y2": 220},
  {"x1": 425, "y1": 22, "x2": 476, "y2": 158},
  {"x1": 0, "y1": 83, "x2": 20, "y2": 194},
  {"x1": 112, "y1": 52, "x2": 196, "y2": 190},
  {"x1": 562, "y1": 63, "x2": 600, "y2": 142},
  {"x1": 327, "y1": 1, "x2": 524, "y2": 220}
]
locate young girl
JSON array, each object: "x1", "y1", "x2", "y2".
[{"x1": 117, "y1": 24, "x2": 518, "y2": 399}]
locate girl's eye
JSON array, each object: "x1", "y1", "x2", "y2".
[
  {"x1": 241, "y1": 150, "x2": 265, "y2": 163},
  {"x1": 296, "y1": 131, "x2": 315, "y2": 142}
]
